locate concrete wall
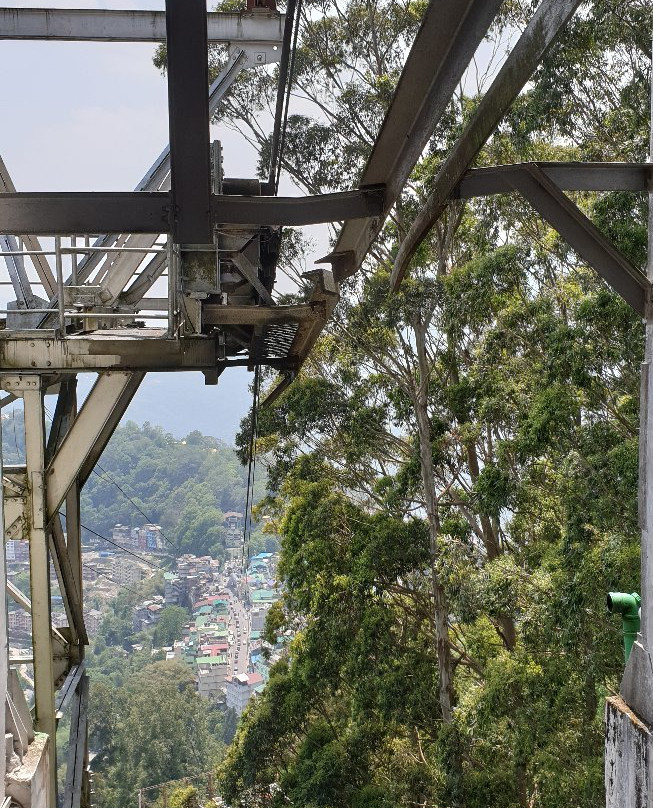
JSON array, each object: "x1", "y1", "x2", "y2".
[{"x1": 606, "y1": 696, "x2": 653, "y2": 808}]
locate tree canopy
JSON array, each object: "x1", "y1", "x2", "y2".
[{"x1": 215, "y1": 0, "x2": 648, "y2": 806}]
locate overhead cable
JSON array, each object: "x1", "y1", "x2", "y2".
[{"x1": 267, "y1": 0, "x2": 299, "y2": 190}]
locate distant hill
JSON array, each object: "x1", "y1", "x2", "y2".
[{"x1": 1, "y1": 409, "x2": 272, "y2": 560}]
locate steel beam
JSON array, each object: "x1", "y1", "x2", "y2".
[
  {"x1": 55, "y1": 662, "x2": 85, "y2": 718},
  {"x1": 166, "y1": 0, "x2": 211, "y2": 245},
  {"x1": 50, "y1": 516, "x2": 88, "y2": 646},
  {"x1": 0, "y1": 189, "x2": 385, "y2": 234},
  {"x1": 62, "y1": 675, "x2": 89, "y2": 808},
  {"x1": 1, "y1": 234, "x2": 36, "y2": 308},
  {"x1": 391, "y1": 0, "x2": 584, "y2": 289},
  {"x1": 506, "y1": 163, "x2": 650, "y2": 315},
  {"x1": 0, "y1": 8, "x2": 284, "y2": 44},
  {"x1": 67, "y1": 49, "x2": 251, "y2": 301},
  {"x1": 0, "y1": 366, "x2": 6, "y2": 797},
  {"x1": 211, "y1": 188, "x2": 385, "y2": 226},
  {"x1": 202, "y1": 303, "x2": 324, "y2": 326},
  {"x1": 76, "y1": 374, "x2": 144, "y2": 488},
  {"x1": 0, "y1": 192, "x2": 169, "y2": 235},
  {"x1": 46, "y1": 372, "x2": 144, "y2": 519},
  {"x1": 0, "y1": 333, "x2": 223, "y2": 372},
  {"x1": 454, "y1": 162, "x2": 650, "y2": 199},
  {"x1": 323, "y1": 0, "x2": 503, "y2": 280},
  {"x1": 22, "y1": 381, "x2": 58, "y2": 802},
  {"x1": 0, "y1": 155, "x2": 57, "y2": 297}
]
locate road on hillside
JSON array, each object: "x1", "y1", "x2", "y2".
[{"x1": 227, "y1": 587, "x2": 251, "y2": 676}]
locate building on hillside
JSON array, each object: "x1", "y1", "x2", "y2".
[
  {"x1": 51, "y1": 612, "x2": 67, "y2": 629},
  {"x1": 111, "y1": 556, "x2": 143, "y2": 587},
  {"x1": 164, "y1": 572, "x2": 186, "y2": 607},
  {"x1": 82, "y1": 564, "x2": 98, "y2": 583},
  {"x1": 6, "y1": 540, "x2": 29, "y2": 563},
  {"x1": 250, "y1": 606, "x2": 269, "y2": 633},
  {"x1": 225, "y1": 672, "x2": 264, "y2": 716},
  {"x1": 224, "y1": 512, "x2": 243, "y2": 531},
  {"x1": 112, "y1": 524, "x2": 131, "y2": 545},
  {"x1": 84, "y1": 608, "x2": 103, "y2": 635},
  {"x1": 196, "y1": 655, "x2": 229, "y2": 700},
  {"x1": 143, "y1": 524, "x2": 163, "y2": 551},
  {"x1": 8, "y1": 610, "x2": 31, "y2": 632}
]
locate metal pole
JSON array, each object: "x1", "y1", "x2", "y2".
[
  {"x1": 71, "y1": 235, "x2": 78, "y2": 285},
  {"x1": 619, "y1": 35, "x2": 653, "y2": 730},
  {"x1": 55, "y1": 236, "x2": 65, "y2": 334},
  {"x1": 23, "y1": 381, "x2": 58, "y2": 803},
  {"x1": 0, "y1": 372, "x2": 8, "y2": 801}
]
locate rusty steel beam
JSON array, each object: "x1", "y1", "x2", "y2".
[{"x1": 391, "y1": 0, "x2": 584, "y2": 290}]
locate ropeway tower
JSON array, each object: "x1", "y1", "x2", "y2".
[{"x1": 0, "y1": 0, "x2": 651, "y2": 805}]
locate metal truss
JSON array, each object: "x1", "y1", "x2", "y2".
[{"x1": 0, "y1": 0, "x2": 648, "y2": 804}]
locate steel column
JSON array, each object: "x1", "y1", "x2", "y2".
[
  {"x1": 165, "y1": 0, "x2": 212, "y2": 245},
  {"x1": 23, "y1": 381, "x2": 57, "y2": 803},
  {"x1": 0, "y1": 370, "x2": 6, "y2": 802}
]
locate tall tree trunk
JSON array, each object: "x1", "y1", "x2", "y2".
[{"x1": 413, "y1": 321, "x2": 455, "y2": 723}]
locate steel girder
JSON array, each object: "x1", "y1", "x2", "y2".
[
  {"x1": 166, "y1": 0, "x2": 212, "y2": 245},
  {"x1": 45, "y1": 372, "x2": 145, "y2": 521},
  {"x1": 0, "y1": 8, "x2": 285, "y2": 44},
  {"x1": 0, "y1": 188, "x2": 386, "y2": 235},
  {"x1": 391, "y1": 0, "x2": 584, "y2": 289},
  {"x1": 505, "y1": 164, "x2": 650, "y2": 315},
  {"x1": 454, "y1": 162, "x2": 651, "y2": 199},
  {"x1": 322, "y1": 0, "x2": 504, "y2": 281}
]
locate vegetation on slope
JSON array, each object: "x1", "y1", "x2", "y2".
[{"x1": 213, "y1": 0, "x2": 649, "y2": 805}]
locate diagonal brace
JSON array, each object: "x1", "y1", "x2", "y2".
[
  {"x1": 391, "y1": 0, "x2": 584, "y2": 289},
  {"x1": 45, "y1": 371, "x2": 145, "y2": 521},
  {"x1": 507, "y1": 163, "x2": 651, "y2": 316}
]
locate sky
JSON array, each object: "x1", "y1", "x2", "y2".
[{"x1": 0, "y1": 0, "x2": 278, "y2": 443}]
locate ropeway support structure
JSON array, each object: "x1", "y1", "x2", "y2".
[{"x1": 0, "y1": 0, "x2": 650, "y2": 805}]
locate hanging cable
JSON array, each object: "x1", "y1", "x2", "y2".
[
  {"x1": 275, "y1": 0, "x2": 304, "y2": 193},
  {"x1": 267, "y1": 0, "x2": 299, "y2": 190},
  {"x1": 43, "y1": 402, "x2": 179, "y2": 552},
  {"x1": 242, "y1": 365, "x2": 261, "y2": 577},
  {"x1": 82, "y1": 563, "x2": 144, "y2": 598},
  {"x1": 91, "y1": 462, "x2": 179, "y2": 551},
  {"x1": 59, "y1": 512, "x2": 167, "y2": 571}
]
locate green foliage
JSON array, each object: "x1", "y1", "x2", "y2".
[
  {"x1": 153, "y1": 606, "x2": 191, "y2": 647},
  {"x1": 188, "y1": 0, "x2": 648, "y2": 805},
  {"x1": 80, "y1": 421, "x2": 263, "y2": 557},
  {"x1": 89, "y1": 662, "x2": 224, "y2": 808}
]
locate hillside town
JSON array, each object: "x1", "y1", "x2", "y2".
[{"x1": 6, "y1": 511, "x2": 286, "y2": 718}]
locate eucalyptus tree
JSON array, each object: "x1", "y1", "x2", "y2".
[{"x1": 217, "y1": 0, "x2": 650, "y2": 805}]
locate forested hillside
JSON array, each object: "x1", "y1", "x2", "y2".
[
  {"x1": 81, "y1": 421, "x2": 269, "y2": 557},
  {"x1": 1, "y1": 414, "x2": 270, "y2": 558},
  {"x1": 211, "y1": 0, "x2": 649, "y2": 806}
]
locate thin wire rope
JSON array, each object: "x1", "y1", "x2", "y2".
[
  {"x1": 59, "y1": 512, "x2": 166, "y2": 571},
  {"x1": 275, "y1": 0, "x2": 304, "y2": 192},
  {"x1": 43, "y1": 402, "x2": 178, "y2": 551},
  {"x1": 267, "y1": 0, "x2": 299, "y2": 189},
  {"x1": 92, "y1": 462, "x2": 179, "y2": 551},
  {"x1": 242, "y1": 365, "x2": 261, "y2": 578},
  {"x1": 82, "y1": 562, "x2": 143, "y2": 598}
]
